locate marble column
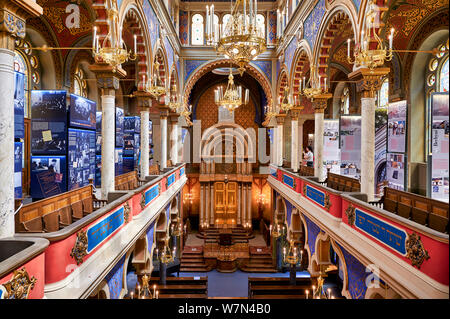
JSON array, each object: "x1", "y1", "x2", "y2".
[
  {"x1": 205, "y1": 183, "x2": 210, "y2": 226},
  {"x1": 290, "y1": 108, "x2": 302, "y2": 172},
  {"x1": 134, "y1": 92, "x2": 152, "y2": 177},
  {"x1": 276, "y1": 115, "x2": 286, "y2": 167},
  {"x1": 169, "y1": 115, "x2": 178, "y2": 166},
  {"x1": 312, "y1": 95, "x2": 331, "y2": 182},
  {"x1": 200, "y1": 184, "x2": 204, "y2": 226},
  {"x1": 349, "y1": 68, "x2": 390, "y2": 202},
  {"x1": 89, "y1": 65, "x2": 126, "y2": 200},
  {"x1": 210, "y1": 183, "x2": 214, "y2": 225},
  {"x1": 159, "y1": 108, "x2": 169, "y2": 170},
  {"x1": 140, "y1": 110, "x2": 150, "y2": 177},
  {"x1": 243, "y1": 185, "x2": 247, "y2": 225},
  {"x1": 247, "y1": 183, "x2": 252, "y2": 227},
  {"x1": 0, "y1": 4, "x2": 41, "y2": 238},
  {"x1": 237, "y1": 184, "x2": 242, "y2": 225},
  {"x1": 298, "y1": 119, "x2": 305, "y2": 165},
  {"x1": 101, "y1": 91, "x2": 116, "y2": 198}
]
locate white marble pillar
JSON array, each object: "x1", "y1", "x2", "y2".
[
  {"x1": 170, "y1": 122, "x2": 178, "y2": 165},
  {"x1": 237, "y1": 184, "x2": 241, "y2": 225},
  {"x1": 298, "y1": 119, "x2": 304, "y2": 166},
  {"x1": 0, "y1": 47, "x2": 15, "y2": 238},
  {"x1": 140, "y1": 110, "x2": 149, "y2": 177},
  {"x1": 272, "y1": 127, "x2": 277, "y2": 165},
  {"x1": 243, "y1": 185, "x2": 247, "y2": 224},
  {"x1": 314, "y1": 111, "x2": 325, "y2": 182},
  {"x1": 247, "y1": 184, "x2": 252, "y2": 227},
  {"x1": 210, "y1": 184, "x2": 214, "y2": 225},
  {"x1": 291, "y1": 118, "x2": 299, "y2": 172},
  {"x1": 205, "y1": 183, "x2": 210, "y2": 226},
  {"x1": 200, "y1": 184, "x2": 204, "y2": 225},
  {"x1": 361, "y1": 97, "x2": 376, "y2": 202},
  {"x1": 277, "y1": 124, "x2": 284, "y2": 166},
  {"x1": 101, "y1": 91, "x2": 116, "y2": 199},
  {"x1": 160, "y1": 116, "x2": 168, "y2": 170}
]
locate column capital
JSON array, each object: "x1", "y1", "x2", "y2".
[
  {"x1": 158, "y1": 104, "x2": 170, "y2": 119},
  {"x1": 290, "y1": 107, "x2": 304, "y2": 121},
  {"x1": 275, "y1": 113, "x2": 287, "y2": 125},
  {"x1": 348, "y1": 67, "x2": 390, "y2": 98},
  {"x1": 312, "y1": 93, "x2": 332, "y2": 113},
  {"x1": 133, "y1": 90, "x2": 153, "y2": 109},
  {"x1": 169, "y1": 113, "x2": 179, "y2": 124},
  {"x1": 89, "y1": 63, "x2": 127, "y2": 90}
]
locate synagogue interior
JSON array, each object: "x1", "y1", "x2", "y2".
[{"x1": 0, "y1": 0, "x2": 449, "y2": 301}]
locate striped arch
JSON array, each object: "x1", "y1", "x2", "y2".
[
  {"x1": 153, "y1": 42, "x2": 169, "y2": 93},
  {"x1": 314, "y1": 1, "x2": 359, "y2": 82},
  {"x1": 276, "y1": 66, "x2": 289, "y2": 106},
  {"x1": 290, "y1": 42, "x2": 312, "y2": 95},
  {"x1": 120, "y1": 1, "x2": 152, "y2": 91},
  {"x1": 169, "y1": 63, "x2": 180, "y2": 97}
]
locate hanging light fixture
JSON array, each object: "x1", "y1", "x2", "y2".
[
  {"x1": 159, "y1": 236, "x2": 174, "y2": 264},
  {"x1": 165, "y1": 84, "x2": 181, "y2": 112},
  {"x1": 214, "y1": 67, "x2": 249, "y2": 114},
  {"x1": 279, "y1": 87, "x2": 294, "y2": 112},
  {"x1": 170, "y1": 216, "x2": 182, "y2": 237},
  {"x1": 144, "y1": 58, "x2": 166, "y2": 99},
  {"x1": 346, "y1": 0, "x2": 394, "y2": 70},
  {"x1": 282, "y1": 239, "x2": 302, "y2": 265},
  {"x1": 92, "y1": 1, "x2": 136, "y2": 67},
  {"x1": 299, "y1": 65, "x2": 328, "y2": 99},
  {"x1": 206, "y1": 0, "x2": 267, "y2": 76}
]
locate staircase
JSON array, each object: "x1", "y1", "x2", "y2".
[
  {"x1": 196, "y1": 226, "x2": 255, "y2": 244},
  {"x1": 180, "y1": 246, "x2": 211, "y2": 272},
  {"x1": 240, "y1": 246, "x2": 277, "y2": 273}
]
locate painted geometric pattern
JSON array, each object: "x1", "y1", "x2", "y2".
[
  {"x1": 250, "y1": 61, "x2": 272, "y2": 84},
  {"x1": 304, "y1": 215, "x2": 321, "y2": 256},
  {"x1": 164, "y1": 36, "x2": 174, "y2": 72},
  {"x1": 143, "y1": 0, "x2": 160, "y2": 51},
  {"x1": 185, "y1": 60, "x2": 208, "y2": 83},
  {"x1": 179, "y1": 10, "x2": 189, "y2": 45},
  {"x1": 268, "y1": 11, "x2": 277, "y2": 45},
  {"x1": 304, "y1": 0, "x2": 326, "y2": 49},
  {"x1": 337, "y1": 243, "x2": 371, "y2": 299},
  {"x1": 285, "y1": 37, "x2": 297, "y2": 75},
  {"x1": 105, "y1": 255, "x2": 126, "y2": 299}
]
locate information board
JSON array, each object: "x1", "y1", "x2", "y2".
[
  {"x1": 68, "y1": 128, "x2": 96, "y2": 190},
  {"x1": 14, "y1": 71, "x2": 25, "y2": 139},
  {"x1": 387, "y1": 100, "x2": 407, "y2": 153},
  {"x1": 14, "y1": 142, "x2": 22, "y2": 198},
  {"x1": 69, "y1": 94, "x2": 96, "y2": 130},
  {"x1": 115, "y1": 107, "x2": 124, "y2": 147},
  {"x1": 386, "y1": 152, "x2": 405, "y2": 190},
  {"x1": 323, "y1": 120, "x2": 340, "y2": 176},
  {"x1": 339, "y1": 115, "x2": 361, "y2": 178},
  {"x1": 30, "y1": 155, "x2": 67, "y2": 198}
]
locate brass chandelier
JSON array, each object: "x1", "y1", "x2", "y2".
[
  {"x1": 164, "y1": 84, "x2": 181, "y2": 112},
  {"x1": 282, "y1": 239, "x2": 302, "y2": 265},
  {"x1": 214, "y1": 68, "x2": 249, "y2": 114},
  {"x1": 206, "y1": 0, "x2": 267, "y2": 76},
  {"x1": 279, "y1": 87, "x2": 294, "y2": 112},
  {"x1": 158, "y1": 236, "x2": 175, "y2": 264},
  {"x1": 92, "y1": 1, "x2": 136, "y2": 67},
  {"x1": 299, "y1": 65, "x2": 328, "y2": 99},
  {"x1": 347, "y1": 0, "x2": 394, "y2": 69},
  {"x1": 144, "y1": 59, "x2": 166, "y2": 99}
]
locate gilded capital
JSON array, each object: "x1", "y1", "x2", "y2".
[
  {"x1": 134, "y1": 90, "x2": 153, "y2": 109},
  {"x1": 348, "y1": 67, "x2": 390, "y2": 98},
  {"x1": 0, "y1": 9, "x2": 25, "y2": 38},
  {"x1": 276, "y1": 113, "x2": 286, "y2": 125},
  {"x1": 89, "y1": 63, "x2": 126, "y2": 90}
]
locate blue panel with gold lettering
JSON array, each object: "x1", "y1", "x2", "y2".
[
  {"x1": 283, "y1": 174, "x2": 295, "y2": 189},
  {"x1": 87, "y1": 207, "x2": 124, "y2": 253},
  {"x1": 270, "y1": 167, "x2": 277, "y2": 178},
  {"x1": 167, "y1": 173, "x2": 176, "y2": 188},
  {"x1": 355, "y1": 209, "x2": 407, "y2": 255},
  {"x1": 306, "y1": 185, "x2": 325, "y2": 207},
  {"x1": 145, "y1": 184, "x2": 159, "y2": 206},
  {"x1": 180, "y1": 167, "x2": 185, "y2": 176}
]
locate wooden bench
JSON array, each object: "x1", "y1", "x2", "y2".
[
  {"x1": 326, "y1": 172, "x2": 360, "y2": 192},
  {"x1": 149, "y1": 164, "x2": 160, "y2": 175},
  {"x1": 114, "y1": 171, "x2": 146, "y2": 191},
  {"x1": 248, "y1": 277, "x2": 313, "y2": 299},
  {"x1": 298, "y1": 165, "x2": 314, "y2": 176},
  {"x1": 374, "y1": 187, "x2": 449, "y2": 233},
  {"x1": 144, "y1": 276, "x2": 208, "y2": 299},
  {"x1": 15, "y1": 184, "x2": 107, "y2": 233}
]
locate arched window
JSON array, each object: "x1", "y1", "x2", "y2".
[
  {"x1": 377, "y1": 78, "x2": 389, "y2": 109},
  {"x1": 340, "y1": 86, "x2": 349, "y2": 114},
  {"x1": 14, "y1": 39, "x2": 40, "y2": 118},
  {"x1": 256, "y1": 14, "x2": 265, "y2": 39},
  {"x1": 191, "y1": 14, "x2": 204, "y2": 45},
  {"x1": 73, "y1": 67, "x2": 87, "y2": 98},
  {"x1": 425, "y1": 38, "x2": 449, "y2": 156}
]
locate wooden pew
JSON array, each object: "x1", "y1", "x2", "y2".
[
  {"x1": 326, "y1": 172, "x2": 360, "y2": 192},
  {"x1": 248, "y1": 277, "x2": 312, "y2": 299},
  {"x1": 15, "y1": 185, "x2": 107, "y2": 233},
  {"x1": 145, "y1": 277, "x2": 208, "y2": 299},
  {"x1": 114, "y1": 171, "x2": 146, "y2": 191},
  {"x1": 149, "y1": 164, "x2": 160, "y2": 175},
  {"x1": 298, "y1": 165, "x2": 314, "y2": 177},
  {"x1": 376, "y1": 187, "x2": 449, "y2": 233}
]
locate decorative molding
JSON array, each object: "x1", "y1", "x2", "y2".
[
  {"x1": 124, "y1": 202, "x2": 131, "y2": 224},
  {"x1": 345, "y1": 204, "x2": 356, "y2": 226},
  {"x1": 140, "y1": 192, "x2": 146, "y2": 209},
  {"x1": 324, "y1": 193, "x2": 331, "y2": 210},
  {"x1": 406, "y1": 233, "x2": 430, "y2": 269},
  {"x1": 0, "y1": 9, "x2": 26, "y2": 38},
  {"x1": 0, "y1": 268, "x2": 36, "y2": 299},
  {"x1": 70, "y1": 230, "x2": 88, "y2": 265}
]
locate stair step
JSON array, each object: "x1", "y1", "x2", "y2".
[
  {"x1": 180, "y1": 267, "x2": 210, "y2": 272},
  {"x1": 180, "y1": 263, "x2": 208, "y2": 267}
]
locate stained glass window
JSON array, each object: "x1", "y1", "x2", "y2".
[
  {"x1": 439, "y1": 57, "x2": 448, "y2": 92},
  {"x1": 191, "y1": 14, "x2": 204, "y2": 45},
  {"x1": 377, "y1": 78, "x2": 389, "y2": 109},
  {"x1": 256, "y1": 14, "x2": 265, "y2": 39}
]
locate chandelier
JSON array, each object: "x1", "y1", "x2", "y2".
[
  {"x1": 159, "y1": 236, "x2": 174, "y2": 264},
  {"x1": 282, "y1": 239, "x2": 303, "y2": 265},
  {"x1": 179, "y1": 104, "x2": 193, "y2": 127},
  {"x1": 214, "y1": 68, "x2": 249, "y2": 114},
  {"x1": 164, "y1": 84, "x2": 181, "y2": 112},
  {"x1": 170, "y1": 216, "x2": 182, "y2": 237},
  {"x1": 130, "y1": 274, "x2": 159, "y2": 299},
  {"x1": 270, "y1": 221, "x2": 286, "y2": 238},
  {"x1": 279, "y1": 87, "x2": 294, "y2": 112},
  {"x1": 92, "y1": 1, "x2": 136, "y2": 67},
  {"x1": 206, "y1": 0, "x2": 267, "y2": 76},
  {"x1": 143, "y1": 59, "x2": 166, "y2": 99},
  {"x1": 308, "y1": 275, "x2": 334, "y2": 299},
  {"x1": 347, "y1": 0, "x2": 394, "y2": 69},
  {"x1": 300, "y1": 65, "x2": 328, "y2": 99}
]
